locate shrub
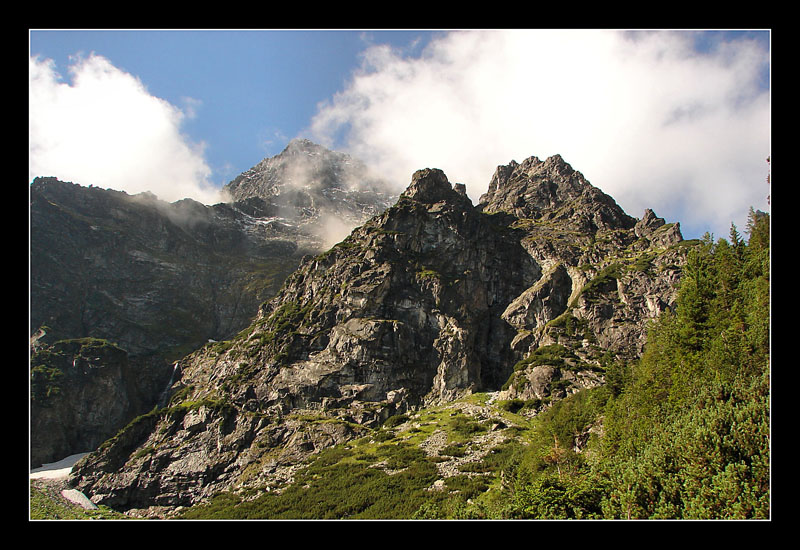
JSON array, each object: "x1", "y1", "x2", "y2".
[{"x1": 383, "y1": 414, "x2": 409, "y2": 428}]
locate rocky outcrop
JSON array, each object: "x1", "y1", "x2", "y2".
[
  {"x1": 68, "y1": 154, "x2": 694, "y2": 515},
  {"x1": 480, "y1": 154, "x2": 637, "y2": 232},
  {"x1": 475, "y1": 155, "x2": 689, "y2": 404},
  {"x1": 29, "y1": 338, "x2": 159, "y2": 468}
]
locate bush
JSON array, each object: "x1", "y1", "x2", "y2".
[{"x1": 383, "y1": 414, "x2": 409, "y2": 428}]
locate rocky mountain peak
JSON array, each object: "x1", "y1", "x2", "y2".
[
  {"x1": 480, "y1": 154, "x2": 636, "y2": 232},
  {"x1": 480, "y1": 154, "x2": 584, "y2": 206},
  {"x1": 225, "y1": 139, "x2": 388, "y2": 198},
  {"x1": 221, "y1": 139, "x2": 396, "y2": 235},
  {"x1": 280, "y1": 137, "x2": 330, "y2": 156},
  {"x1": 400, "y1": 168, "x2": 471, "y2": 206}
]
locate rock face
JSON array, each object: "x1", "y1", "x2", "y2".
[
  {"x1": 30, "y1": 139, "x2": 395, "y2": 361},
  {"x1": 30, "y1": 338, "x2": 143, "y2": 468},
  {"x1": 30, "y1": 179, "x2": 307, "y2": 359},
  {"x1": 69, "y1": 154, "x2": 693, "y2": 515},
  {"x1": 29, "y1": 179, "x2": 311, "y2": 467},
  {"x1": 29, "y1": 140, "x2": 396, "y2": 467}
]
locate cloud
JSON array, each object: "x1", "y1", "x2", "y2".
[
  {"x1": 29, "y1": 53, "x2": 222, "y2": 204},
  {"x1": 309, "y1": 30, "x2": 770, "y2": 239}
]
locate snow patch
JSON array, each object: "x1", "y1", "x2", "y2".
[{"x1": 30, "y1": 452, "x2": 90, "y2": 479}]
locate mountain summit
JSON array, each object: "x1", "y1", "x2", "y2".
[
  {"x1": 480, "y1": 154, "x2": 637, "y2": 232},
  {"x1": 68, "y1": 154, "x2": 693, "y2": 515},
  {"x1": 222, "y1": 138, "x2": 396, "y2": 238}
]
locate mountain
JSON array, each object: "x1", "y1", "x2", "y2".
[
  {"x1": 29, "y1": 140, "x2": 396, "y2": 468},
  {"x1": 66, "y1": 153, "x2": 697, "y2": 516},
  {"x1": 222, "y1": 138, "x2": 395, "y2": 247}
]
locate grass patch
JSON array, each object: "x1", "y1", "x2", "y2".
[
  {"x1": 30, "y1": 482, "x2": 128, "y2": 520},
  {"x1": 512, "y1": 344, "x2": 570, "y2": 372},
  {"x1": 180, "y1": 443, "x2": 440, "y2": 519},
  {"x1": 574, "y1": 263, "x2": 622, "y2": 304}
]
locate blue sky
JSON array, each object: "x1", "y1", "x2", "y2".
[
  {"x1": 29, "y1": 30, "x2": 435, "y2": 187},
  {"x1": 29, "y1": 29, "x2": 770, "y2": 240}
]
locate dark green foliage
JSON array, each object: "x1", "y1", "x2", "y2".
[
  {"x1": 476, "y1": 439, "x2": 527, "y2": 475},
  {"x1": 599, "y1": 210, "x2": 770, "y2": 518},
  {"x1": 448, "y1": 414, "x2": 489, "y2": 439},
  {"x1": 444, "y1": 474, "x2": 489, "y2": 499},
  {"x1": 382, "y1": 414, "x2": 409, "y2": 428},
  {"x1": 497, "y1": 399, "x2": 522, "y2": 413},
  {"x1": 373, "y1": 429, "x2": 396, "y2": 442},
  {"x1": 577, "y1": 262, "x2": 623, "y2": 303},
  {"x1": 631, "y1": 252, "x2": 655, "y2": 272},
  {"x1": 375, "y1": 441, "x2": 428, "y2": 469},
  {"x1": 547, "y1": 313, "x2": 594, "y2": 342},
  {"x1": 261, "y1": 299, "x2": 313, "y2": 342},
  {"x1": 486, "y1": 209, "x2": 770, "y2": 520},
  {"x1": 510, "y1": 471, "x2": 607, "y2": 519},
  {"x1": 180, "y1": 443, "x2": 441, "y2": 519},
  {"x1": 512, "y1": 344, "x2": 569, "y2": 371},
  {"x1": 597, "y1": 369, "x2": 769, "y2": 519},
  {"x1": 440, "y1": 443, "x2": 467, "y2": 457},
  {"x1": 509, "y1": 343, "x2": 595, "y2": 382}
]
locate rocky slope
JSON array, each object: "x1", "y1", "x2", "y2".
[
  {"x1": 29, "y1": 139, "x2": 395, "y2": 467},
  {"x1": 68, "y1": 154, "x2": 695, "y2": 516}
]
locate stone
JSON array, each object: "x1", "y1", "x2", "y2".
[{"x1": 61, "y1": 489, "x2": 98, "y2": 510}]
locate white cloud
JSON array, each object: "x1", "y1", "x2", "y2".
[
  {"x1": 29, "y1": 53, "x2": 222, "y2": 204},
  {"x1": 309, "y1": 30, "x2": 770, "y2": 239}
]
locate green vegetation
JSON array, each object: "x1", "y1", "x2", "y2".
[
  {"x1": 30, "y1": 359, "x2": 64, "y2": 403},
  {"x1": 30, "y1": 337, "x2": 124, "y2": 404},
  {"x1": 573, "y1": 262, "x2": 623, "y2": 305},
  {"x1": 179, "y1": 427, "x2": 442, "y2": 519},
  {"x1": 485, "y1": 209, "x2": 771, "y2": 519},
  {"x1": 30, "y1": 482, "x2": 128, "y2": 520},
  {"x1": 260, "y1": 299, "x2": 314, "y2": 344},
  {"x1": 382, "y1": 414, "x2": 410, "y2": 428},
  {"x1": 314, "y1": 236, "x2": 361, "y2": 263},
  {"x1": 505, "y1": 343, "x2": 598, "y2": 387},
  {"x1": 96, "y1": 394, "x2": 234, "y2": 455},
  {"x1": 512, "y1": 343, "x2": 588, "y2": 372}
]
